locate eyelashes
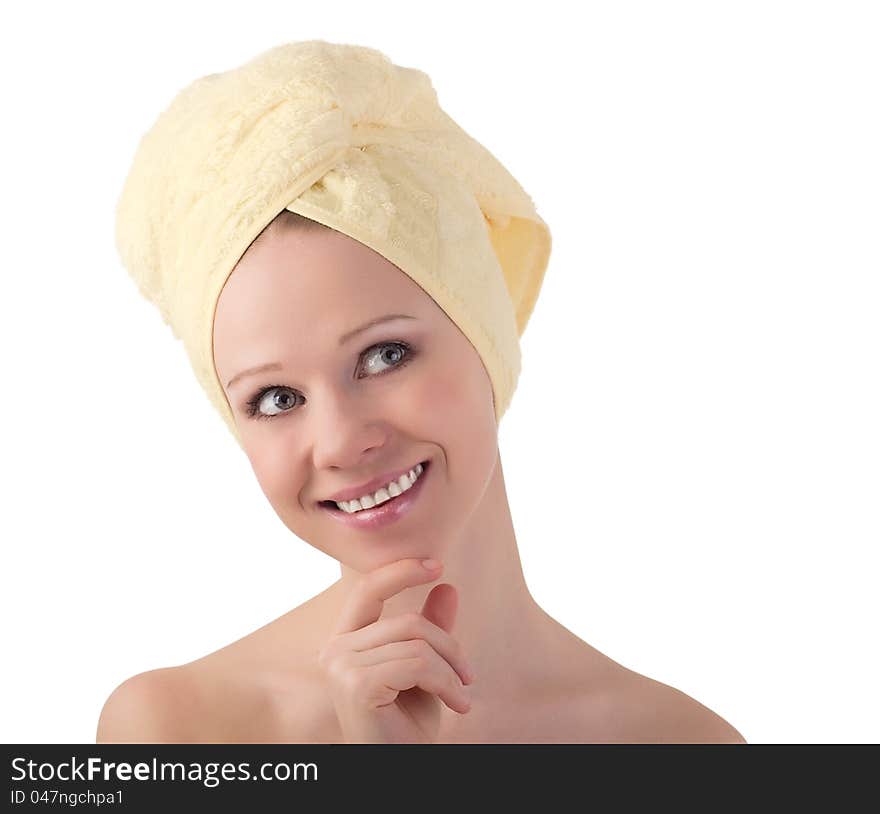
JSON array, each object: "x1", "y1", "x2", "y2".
[
  {"x1": 245, "y1": 385, "x2": 302, "y2": 420},
  {"x1": 243, "y1": 340, "x2": 416, "y2": 421}
]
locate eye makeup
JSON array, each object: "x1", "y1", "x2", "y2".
[{"x1": 243, "y1": 339, "x2": 417, "y2": 421}]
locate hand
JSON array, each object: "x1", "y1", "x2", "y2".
[{"x1": 317, "y1": 557, "x2": 474, "y2": 743}]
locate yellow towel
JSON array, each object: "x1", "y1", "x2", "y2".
[{"x1": 115, "y1": 40, "x2": 552, "y2": 449}]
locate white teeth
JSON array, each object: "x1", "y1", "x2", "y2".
[{"x1": 337, "y1": 462, "x2": 425, "y2": 513}]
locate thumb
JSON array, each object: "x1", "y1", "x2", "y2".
[{"x1": 419, "y1": 582, "x2": 458, "y2": 634}]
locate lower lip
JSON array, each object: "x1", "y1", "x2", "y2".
[{"x1": 319, "y1": 461, "x2": 431, "y2": 531}]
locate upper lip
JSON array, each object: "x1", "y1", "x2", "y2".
[{"x1": 319, "y1": 460, "x2": 427, "y2": 504}]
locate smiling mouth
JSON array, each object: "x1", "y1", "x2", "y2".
[{"x1": 319, "y1": 460, "x2": 430, "y2": 513}]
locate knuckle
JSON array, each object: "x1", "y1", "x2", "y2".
[
  {"x1": 317, "y1": 638, "x2": 342, "y2": 669},
  {"x1": 400, "y1": 639, "x2": 423, "y2": 659},
  {"x1": 411, "y1": 654, "x2": 429, "y2": 672},
  {"x1": 323, "y1": 653, "x2": 351, "y2": 684},
  {"x1": 402, "y1": 611, "x2": 424, "y2": 631},
  {"x1": 339, "y1": 667, "x2": 367, "y2": 699},
  {"x1": 316, "y1": 645, "x2": 332, "y2": 670},
  {"x1": 413, "y1": 638, "x2": 432, "y2": 657}
]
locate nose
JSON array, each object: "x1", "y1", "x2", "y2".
[{"x1": 309, "y1": 386, "x2": 390, "y2": 471}]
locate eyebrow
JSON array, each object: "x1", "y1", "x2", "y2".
[{"x1": 225, "y1": 313, "x2": 417, "y2": 390}]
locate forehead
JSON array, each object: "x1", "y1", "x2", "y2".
[
  {"x1": 226, "y1": 224, "x2": 415, "y2": 301},
  {"x1": 212, "y1": 226, "x2": 433, "y2": 370}
]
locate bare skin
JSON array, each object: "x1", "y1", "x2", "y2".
[{"x1": 97, "y1": 217, "x2": 745, "y2": 744}]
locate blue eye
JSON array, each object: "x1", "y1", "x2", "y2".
[{"x1": 244, "y1": 340, "x2": 415, "y2": 421}]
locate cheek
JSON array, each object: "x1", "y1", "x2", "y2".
[
  {"x1": 410, "y1": 354, "x2": 498, "y2": 513},
  {"x1": 411, "y1": 351, "x2": 496, "y2": 441},
  {"x1": 244, "y1": 442, "x2": 296, "y2": 507}
]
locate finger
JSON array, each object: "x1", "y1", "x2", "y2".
[
  {"x1": 421, "y1": 582, "x2": 458, "y2": 635},
  {"x1": 340, "y1": 609, "x2": 473, "y2": 686},
  {"x1": 365, "y1": 655, "x2": 472, "y2": 715},
  {"x1": 333, "y1": 558, "x2": 443, "y2": 635}
]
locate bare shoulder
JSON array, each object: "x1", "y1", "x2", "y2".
[
  {"x1": 581, "y1": 669, "x2": 747, "y2": 744},
  {"x1": 96, "y1": 602, "x2": 330, "y2": 744},
  {"x1": 96, "y1": 666, "x2": 201, "y2": 743}
]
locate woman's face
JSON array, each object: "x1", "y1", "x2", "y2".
[{"x1": 212, "y1": 223, "x2": 499, "y2": 570}]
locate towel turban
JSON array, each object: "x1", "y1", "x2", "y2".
[{"x1": 114, "y1": 40, "x2": 552, "y2": 450}]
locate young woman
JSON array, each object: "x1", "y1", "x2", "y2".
[{"x1": 100, "y1": 40, "x2": 745, "y2": 744}]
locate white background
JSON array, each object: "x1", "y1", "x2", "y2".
[{"x1": 1, "y1": 1, "x2": 877, "y2": 744}]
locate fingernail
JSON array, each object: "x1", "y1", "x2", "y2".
[{"x1": 421, "y1": 558, "x2": 441, "y2": 570}]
